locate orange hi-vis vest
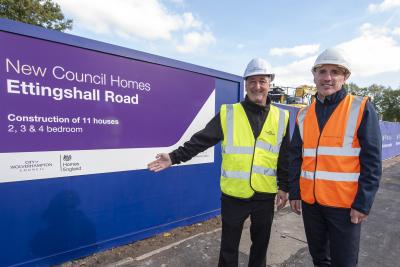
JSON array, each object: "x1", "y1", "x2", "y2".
[{"x1": 297, "y1": 94, "x2": 368, "y2": 208}]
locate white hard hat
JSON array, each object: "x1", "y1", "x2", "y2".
[
  {"x1": 312, "y1": 48, "x2": 351, "y2": 77},
  {"x1": 244, "y1": 58, "x2": 275, "y2": 81}
]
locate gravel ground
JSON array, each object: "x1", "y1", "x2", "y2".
[{"x1": 59, "y1": 217, "x2": 222, "y2": 267}]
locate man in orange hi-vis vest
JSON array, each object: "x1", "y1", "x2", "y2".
[{"x1": 288, "y1": 48, "x2": 382, "y2": 267}]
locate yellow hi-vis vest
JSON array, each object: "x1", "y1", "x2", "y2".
[{"x1": 220, "y1": 103, "x2": 289, "y2": 198}]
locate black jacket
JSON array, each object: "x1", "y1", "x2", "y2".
[
  {"x1": 288, "y1": 88, "x2": 382, "y2": 214},
  {"x1": 170, "y1": 96, "x2": 290, "y2": 200}
]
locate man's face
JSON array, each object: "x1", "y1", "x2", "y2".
[
  {"x1": 313, "y1": 64, "x2": 348, "y2": 97},
  {"x1": 245, "y1": 75, "x2": 270, "y2": 106}
]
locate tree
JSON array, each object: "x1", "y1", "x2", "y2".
[
  {"x1": 380, "y1": 89, "x2": 400, "y2": 122},
  {"x1": 346, "y1": 83, "x2": 400, "y2": 121},
  {"x1": 365, "y1": 84, "x2": 385, "y2": 116},
  {"x1": 0, "y1": 0, "x2": 72, "y2": 31},
  {"x1": 345, "y1": 82, "x2": 362, "y2": 95}
]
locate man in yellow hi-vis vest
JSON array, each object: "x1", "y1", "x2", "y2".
[{"x1": 148, "y1": 58, "x2": 290, "y2": 267}]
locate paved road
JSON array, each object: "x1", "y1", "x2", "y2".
[
  {"x1": 108, "y1": 161, "x2": 400, "y2": 267},
  {"x1": 282, "y1": 162, "x2": 400, "y2": 267}
]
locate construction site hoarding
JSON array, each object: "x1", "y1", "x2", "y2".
[
  {"x1": 0, "y1": 30, "x2": 216, "y2": 183},
  {"x1": 0, "y1": 18, "x2": 242, "y2": 266}
]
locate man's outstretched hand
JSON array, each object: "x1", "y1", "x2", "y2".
[{"x1": 148, "y1": 153, "x2": 172, "y2": 172}]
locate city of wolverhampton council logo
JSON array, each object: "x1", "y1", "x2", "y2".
[{"x1": 9, "y1": 160, "x2": 52, "y2": 172}]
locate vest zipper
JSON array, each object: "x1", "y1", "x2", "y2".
[
  {"x1": 313, "y1": 134, "x2": 322, "y2": 204},
  {"x1": 249, "y1": 138, "x2": 258, "y2": 192},
  {"x1": 313, "y1": 104, "x2": 327, "y2": 204}
]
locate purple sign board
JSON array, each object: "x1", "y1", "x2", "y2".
[
  {"x1": 0, "y1": 31, "x2": 216, "y2": 182},
  {"x1": 0, "y1": 31, "x2": 214, "y2": 152}
]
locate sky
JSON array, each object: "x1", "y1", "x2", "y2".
[{"x1": 54, "y1": 0, "x2": 400, "y2": 89}]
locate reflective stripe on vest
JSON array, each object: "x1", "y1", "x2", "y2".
[
  {"x1": 221, "y1": 167, "x2": 278, "y2": 180},
  {"x1": 252, "y1": 165, "x2": 277, "y2": 177},
  {"x1": 220, "y1": 103, "x2": 288, "y2": 198},
  {"x1": 298, "y1": 94, "x2": 367, "y2": 208},
  {"x1": 221, "y1": 170, "x2": 249, "y2": 180},
  {"x1": 303, "y1": 147, "x2": 361, "y2": 157},
  {"x1": 297, "y1": 107, "x2": 308, "y2": 142},
  {"x1": 301, "y1": 170, "x2": 359, "y2": 182}
]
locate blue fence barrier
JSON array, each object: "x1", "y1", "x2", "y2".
[{"x1": 380, "y1": 121, "x2": 400, "y2": 160}]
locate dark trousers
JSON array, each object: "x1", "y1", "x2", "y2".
[
  {"x1": 218, "y1": 195, "x2": 274, "y2": 267},
  {"x1": 302, "y1": 202, "x2": 361, "y2": 267}
]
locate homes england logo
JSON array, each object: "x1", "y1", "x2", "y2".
[{"x1": 60, "y1": 154, "x2": 82, "y2": 173}]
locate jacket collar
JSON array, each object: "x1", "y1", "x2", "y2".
[
  {"x1": 316, "y1": 87, "x2": 347, "y2": 105},
  {"x1": 243, "y1": 95, "x2": 271, "y2": 112}
]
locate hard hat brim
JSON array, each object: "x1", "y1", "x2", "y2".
[
  {"x1": 244, "y1": 72, "x2": 275, "y2": 81},
  {"x1": 312, "y1": 64, "x2": 351, "y2": 77}
]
